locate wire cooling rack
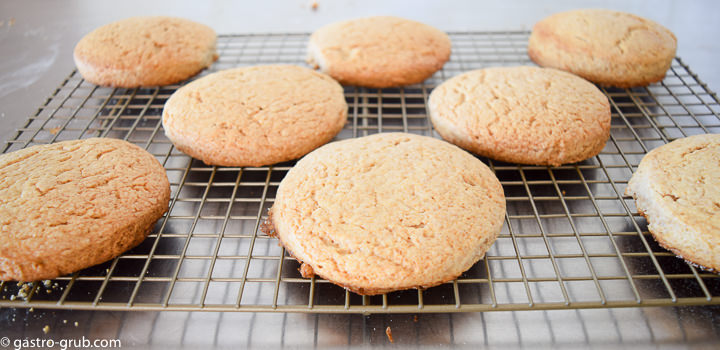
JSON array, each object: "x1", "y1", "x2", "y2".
[{"x1": 1, "y1": 32, "x2": 720, "y2": 313}]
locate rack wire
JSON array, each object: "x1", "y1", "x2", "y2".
[{"x1": 1, "y1": 32, "x2": 719, "y2": 313}]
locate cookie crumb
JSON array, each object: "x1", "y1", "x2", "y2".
[
  {"x1": 8, "y1": 18, "x2": 15, "y2": 27},
  {"x1": 385, "y1": 326, "x2": 393, "y2": 343},
  {"x1": 299, "y1": 263, "x2": 315, "y2": 278},
  {"x1": 260, "y1": 212, "x2": 276, "y2": 237},
  {"x1": 63, "y1": 320, "x2": 67, "y2": 324},
  {"x1": 42, "y1": 325, "x2": 50, "y2": 334},
  {"x1": 311, "y1": 1, "x2": 318, "y2": 10},
  {"x1": 17, "y1": 288, "x2": 28, "y2": 299},
  {"x1": 413, "y1": 315, "x2": 418, "y2": 322},
  {"x1": 48, "y1": 127, "x2": 61, "y2": 135},
  {"x1": 74, "y1": 321, "x2": 79, "y2": 327}
]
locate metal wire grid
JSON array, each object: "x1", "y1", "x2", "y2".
[{"x1": 1, "y1": 32, "x2": 720, "y2": 313}]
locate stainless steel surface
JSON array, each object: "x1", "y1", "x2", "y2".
[
  {"x1": 2, "y1": 307, "x2": 720, "y2": 348},
  {"x1": 1, "y1": 1, "x2": 720, "y2": 348}
]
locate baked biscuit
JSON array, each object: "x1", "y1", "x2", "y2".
[
  {"x1": 625, "y1": 134, "x2": 720, "y2": 271},
  {"x1": 428, "y1": 66, "x2": 611, "y2": 166},
  {"x1": 528, "y1": 9, "x2": 677, "y2": 88},
  {"x1": 307, "y1": 16, "x2": 451, "y2": 88},
  {"x1": 74, "y1": 16, "x2": 218, "y2": 87},
  {"x1": 0, "y1": 138, "x2": 170, "y2": 281},
  {"x1": 162, "y1": 65, "x2": 347, "y2": 167},
  {"x1": 267, "y1": 133, "x2": 506, "y2": 295}
]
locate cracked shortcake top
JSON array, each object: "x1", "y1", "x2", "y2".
[
  {"x1": 162, "y1": 65, "x2": 348, "y2": 166},
  {"x1": 625, "y1": 134, "x2": 720, "y2": 271},
  {"x1": 428, "y1": 66, "x2": 611, "y2": 166},
  {"x1": 267, "y1": 133, "x2": 506, "y2": 295},
  {"x1": 74, "y1": 16, "x2": 218, "y2": 87},
  {"x1": 0, "y1": 138, "x2": 170, "y2": 281},
  {"x1": 307, "y1": 16, "x2": 451, "y2": 88},
  {"x1": 528, "y1": 9, "x2": 677, "y2": 87}
]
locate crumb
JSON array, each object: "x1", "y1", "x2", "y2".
[
  {"x1": 29, "y1": 307, "x2": 34, "y2": 312},
  {"x1": 49, "y1": 127, "x2": 61, "y2": 135},
  {"x1": 9, "y1": 295, "x2": 16, "y2": 301},
  {"x1": 385, "y1": 326, "x2": 393, "y2": 343},
  {"x1": 413, "y1": 315, "x2": 418, "y2": 322},
  {"x1": 17, "y1": 285, "x2": 29, "y2": 299},
  {"x1": 562, "y1": 190, "x2": 566, "y2": 195},
  {"x1": 8, "y1": 18, "x2": 15, "y2": 26},
  {"x1": 299, "y1": 263, "x2": 315, "y2": 278},
  {"x1": 260, "y1": 212, "x2": 276, "y2": 237},
  {"x1": 43, "y1": 325, "x2": 50, "y2": 334},
  {"x1": 43, "y1": 280, "x2": 52, "y2": 288},
  {"x1": 74, "y1": 322, "x2": 79, "y2": 327},
  {"x1": 311, "y1": 1, "x2": 318, "y2": 10},
  {"x1": 63, "y1": 320, "x2": 67, "y2": 324}
]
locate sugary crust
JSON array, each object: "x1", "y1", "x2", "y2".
[
  {"x1": 162, "y1": 65, "x2": 348, "y2": 167},
  {"x1": 73, "y1": 16, "x2": 218, "y2": 87},
  {"x1": 625, "y1": 134, "x2": 720, "y2": 271},
  {"x1": 428, "y1": 66, "x2": 611, "y2": 166},
  {"x1": 270, "y1": 133, "x2": 506, "y2": 295},
  {"x1": 0, "y1": 138, "x2": 170, "y2": 281},
  {"x1": 307, "y1": 16, "x2": 451, "y2": 88},
  {"x1": 527, "y1": 9, "x2": 677, "y2": 88}
]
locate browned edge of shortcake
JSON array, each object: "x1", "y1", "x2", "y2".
[
  {"x1": 260, "y1": 207, "x2": 468, "y2": 295},
  {"x1": 628, "y1": 197, "x2": 719, "y2": 274}
]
